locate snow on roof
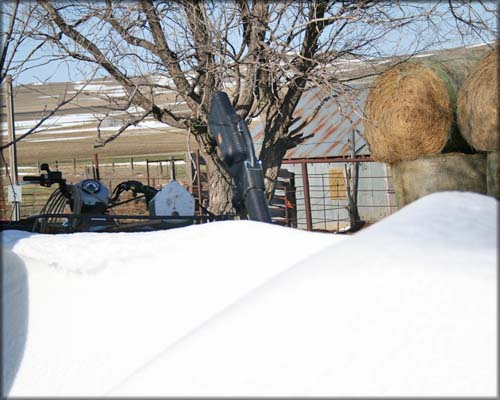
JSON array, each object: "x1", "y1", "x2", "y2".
[{"x1": 2, "y1": 191, "x2": 497, "y2": 396}]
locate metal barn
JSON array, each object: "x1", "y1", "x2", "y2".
[{"x1": 251, "y1": 84, "x2": 397, "y2": 231}]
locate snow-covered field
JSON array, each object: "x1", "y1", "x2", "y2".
[{"x1": 2, "y1": 191, "x2": 497, "y2": 397}]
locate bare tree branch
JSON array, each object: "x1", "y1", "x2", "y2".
[
  {"x1": 140, "y1": 0, "x2": 201, "y2": 110},
  {"x1": 94, "y1": 109, "x2": 153, "y2": 147},
  {"x1": 37, "y1": 1, "x2": 151, "y2": 105},
  {"x1": 0, "y1": 0, "x2": 20, "y2": 82},
  {"x1": 11, "y1": 0, "x2": 496, "y2": 210},
  {"x1": 0, "y1": 83, "x2": 87, "y2": 151}
]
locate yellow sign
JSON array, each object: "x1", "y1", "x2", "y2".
[{"x1": 329, "y1": 168, "x2": 346, "y2": 200}]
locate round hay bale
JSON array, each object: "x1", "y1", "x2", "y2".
[
  {"x1": 457, "y1": 48, "x2": 499, "y2": 151},
  {"x1": 390, "y1": 152, "x2": 486, "y2": 208},
  {"x1": 364, "y1": 60, "x2": 476, "y2": 164}
]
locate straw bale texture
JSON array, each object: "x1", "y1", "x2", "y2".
[
  {"x1": 457, "y1": 48, "x2": 499, "y2": 151},
  {"x1": 486, "y1": 151, "x2": 499, "y2": 199},
  {"x1": 391, "y1": 152, "x2": 487, "y2": 208},
  {"x1": 364, "y1": 59, "x2": 477, "y2": 164}
]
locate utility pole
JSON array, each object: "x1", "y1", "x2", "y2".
[{"x1": 6, "y1": 74, "x2": 20, "y2": 221}]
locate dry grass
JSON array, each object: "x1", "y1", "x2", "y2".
[{"x1": 14, "y1": 132, "x2": 193, "y2": 164}]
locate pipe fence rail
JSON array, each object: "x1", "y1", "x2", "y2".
[
  {"x1": 281, "y1": 167, "x2": 398, "y2": 232},
  {"x1": 2, "y1": 154, "x2": 398, "y2": 233}
]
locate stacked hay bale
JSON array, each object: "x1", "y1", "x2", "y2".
[
  {"x1": 363, "y1": 48, "x2": 492, "y2": 207},
  {"x1": 457, "y1": 48, "x2": 499, "y2": 199},
  {"x1": 364, "y1": 59, "x2": 474, "y2": 164}
]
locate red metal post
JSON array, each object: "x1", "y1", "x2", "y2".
[
  {"x1": 284, "y1": 184, "x2": 289, "y2": 227},
  {"x1": 301, "y1": 161, "x2": 312, "y2": 231}
]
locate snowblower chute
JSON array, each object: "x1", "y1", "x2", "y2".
[{"x1": 208, "y1": 92, "x2": 271, "y2": 223}]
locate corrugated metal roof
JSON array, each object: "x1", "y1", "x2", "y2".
[
  {"x1": 251, "y1": 42, "x2": 494, "y2": 160},
  {"x1": 251, "y1": 84, "x2": 369, "y2": 159}
]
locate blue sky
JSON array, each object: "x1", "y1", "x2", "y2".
[{"x1": 6, "y1": 1, "x2": 498, "y2": 86}]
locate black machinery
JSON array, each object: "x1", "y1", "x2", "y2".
[
  {"x1": 208, "y1": 91, "x2": 271, "y2": 223},
  {"x1": 1, "y1": 92, "x2": 271, "y2": 233}
]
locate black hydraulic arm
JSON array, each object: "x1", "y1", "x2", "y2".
[
  {"x1": 110, "y1": 180, "x2": 158, "y2": 204},
  {"x1": 23, "y1": 163, "x2": 69, "y2": 196},
  {"x1": 208, "y1": 91, "x2": 271, "y2": 223}
]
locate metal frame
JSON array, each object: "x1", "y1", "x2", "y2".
[{"x1": 283, "y1": 155, "x2": 373, "y2": 231}]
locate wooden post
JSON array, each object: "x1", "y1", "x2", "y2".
[
  {"x1": 33, "y1": 187, "x2": 37, "y2": 215},
  {"x1": 6, "y1": 74, "x2": 20, "y2": 221},
  {"x1": 301, "y1": 161, "x2": 312, "y2": 231},
  {"x1": 146, "y1": 160, "x2": 150, "y2": 186},
  {"x1": 184, "y1": 153, "x2": 193, "y2": 191},
  {"x1": 0, "y1": 180, "x2": 7, "y2": 221},
  {"x1": 130, "y1": 157, "x2": 134, "y2": 173},
  {"x1": 93, "y1": 153, "x2": 100, "y2": 181},
  {"x1": 73, "y1": 158, "x2": 77, "y2": 175},
  {"x1": 170, "y1": 156, "x2": 176, "y2": 181}
]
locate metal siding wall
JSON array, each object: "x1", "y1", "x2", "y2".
[
  {"x1": 283, "y1": 161, "x2": 397, "y2": 230},
  {"x1": 357, "y1": 162, "x2": 397, "y2": 221},
  {"x1": 308, "y1": 163, "x2": 349, "y2": 230}
]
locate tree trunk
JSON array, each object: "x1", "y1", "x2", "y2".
[
  {"x1": 203, "y1": 154, "x2": 234, "y2": 214},
  {"x1": 190, "y1": 125, "x2": 234, "y2": 215},
  {"x1": 259, "y1": 139, "x2": 289, "y2": 201},
  {"x1": 344, "y1": 162, "x2": 361, "y2": 230}
]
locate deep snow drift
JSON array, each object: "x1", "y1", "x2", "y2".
[{"x1": 2, "y1": 191, "x2": 497, "y2": 397}]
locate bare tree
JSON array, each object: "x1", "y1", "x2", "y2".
[
  {"x1": 11, "y1": 0, "x2": 497, "y2": 213},
  {"x1": 0, "y1": 1, "x2": 95, "y2": 153},
  {"x1": 1, "y1": 0, "x2": 36, "y2": 84}
]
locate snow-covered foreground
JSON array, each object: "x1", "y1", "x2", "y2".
[
  {"x1": 2, "y1": 191, "x2": 497, "y2": 397},
  {"x1": 2, "y1": 220, "x2": 343, "y2": 396}
]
